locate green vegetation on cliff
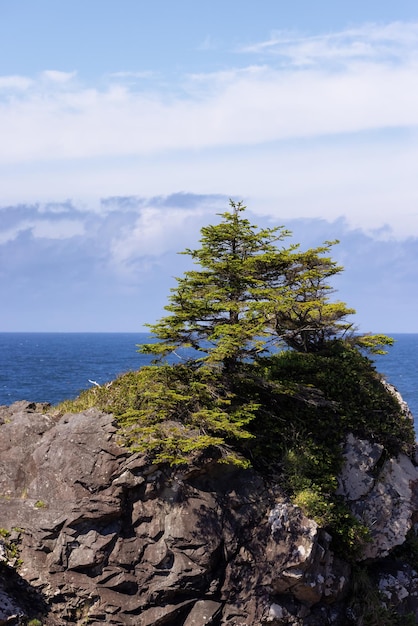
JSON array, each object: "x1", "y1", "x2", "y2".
[{"x1": 58, "y1": 202, "x2": 414, "y2": 556}]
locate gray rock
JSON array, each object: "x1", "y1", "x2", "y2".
[
  {"x1": 0, "y1": 586, "x2": 23, "y2": 625},
  {"x1": 336, "y1": 433, "x2": 384, "y2": 501},
  {"x1": 0, "y1": 399, "x2": 417, "y2": 624},
  {"x1": 338, "y1": 434, "x2": 418, "y2": 559},
  {"x1": 183, "y1": 600, "x2": 222, "y2": 625}
]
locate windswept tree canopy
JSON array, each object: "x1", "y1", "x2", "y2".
[
  {"x1": 62, "y1": 203, "x2": 405, "y2": 559},
  {"x1": 140, "y1": 201, "x2": 356, "y2": 368}
]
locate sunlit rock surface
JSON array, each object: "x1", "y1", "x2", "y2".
[{"x1": 0, "y1": 399, "x2": 418, "y2": 625}]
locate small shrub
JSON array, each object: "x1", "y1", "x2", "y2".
[
  {"x1": 59, "y1": 364, "x2": 256, "y2": 467},
  {"x1": 56, "y1": 341, "x2": 413, "y2": 558},
  {"x1": 0, "y1": 528, "x2": 22, "y2": 567}
]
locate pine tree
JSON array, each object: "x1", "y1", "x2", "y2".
[
  {"x1": 140, "y1": 201, "x2": 355, "y2": 367},
  {"x1": 270, "y1": 243, "x2": 355, "y2": 352}
]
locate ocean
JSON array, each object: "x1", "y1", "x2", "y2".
[{"x1": 0, "y1": 332, "x2": 417, "y2": 432}]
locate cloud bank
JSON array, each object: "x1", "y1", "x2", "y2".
[
  {"x1": 1, "y1": 22, "x2": 417, "y2": 331},
  {"x1": 0, "y1": 21, "x2": 417, "y2": 236},
  {"x1": 1, "y1": 22, "x2": 418, "y2": 161},
  {"x1": 1, "y1": 194, "x2": 417, "y2": 332}
]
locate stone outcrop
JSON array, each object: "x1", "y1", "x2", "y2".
[
  {"x1": 337, "y1": 433, "x2": 418, "y2": 559},
  {"x1": 0, "y1": 400, "x2": 418, "y2": 625}
]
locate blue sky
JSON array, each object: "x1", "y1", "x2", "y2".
[{"x1": 1, "y1": 1, "x2": 418, "y2": 332}]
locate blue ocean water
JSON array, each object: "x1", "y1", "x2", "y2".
[
  {"x1": 0, "y1": 333, "x2": 152, "y2": 406},
  {"x1": 0, "y1": 332, "x2": 417, "y2": 432}
]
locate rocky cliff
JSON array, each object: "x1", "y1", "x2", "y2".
[{"x1": 1, "y1": 398, "x2": 418, "y2": 625}]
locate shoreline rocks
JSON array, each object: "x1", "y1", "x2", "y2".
[{"x1": 1, "y1": 400, "x2": 418, "y2": 624}]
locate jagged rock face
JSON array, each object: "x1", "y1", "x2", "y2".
[
  {"x1": 376, "y1": 562, "x2": 418, "y2": 617},
  {"x1": 337, "y1": 433, "x2": 418, "y2": 559},
  {"x1": 0, "y1": 401, "x2": 417, "y2": 625},
  {"x1": 0, "y1": 402, "x2": 348, "y2": 625}
]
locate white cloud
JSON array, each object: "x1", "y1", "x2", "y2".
[
  {"x1": 0, "y1": 75, "x2": 33, "y2": 90},
  {"x1": 41, "y1": 70, "x2": 77, "y2": 83},
  {"x1": 0, "y1": 22, "x2": 417, "y2": 165},
  {"x1": 0, "y1": 60, "x2": 417, "y2": 164},
  {"x1": 1, "y1": 129, "x2": 417, "y2": 237},
  {"x1": 110, "y1": 205, "x2": 211, "y2": 268},
  {"x1": 0, "y1": 21, "x2": 418, "y2": 237},
  {"x1": 0, "y1": 224, "x2": 28, "y2": 244},
  {"x1": 31, "y1": 219, "x2": 85, "y2": 239},
  {"x1": 0, "y1": 218, "x2": 85, "y2": 243},
  {"x1": 37, "y1": 201, "x2": 74, "y2": 214},
  {"x1": 239, "y1": 21, "x2": 418, "y2": 67}
]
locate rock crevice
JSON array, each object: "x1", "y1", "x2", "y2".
[{"x1": 1, "y1": 401, "x2": 418, "y2": 625}]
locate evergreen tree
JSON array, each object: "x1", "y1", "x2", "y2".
[
  {"x1": 140, "y1": 201, "x2": 355, "y2": 367},
  {"x1": 270, "y1": 244, "x2": 355, "y2": 352},
  {"x1": 62, "y1": 203, "x2": 405, "y2": 555}
]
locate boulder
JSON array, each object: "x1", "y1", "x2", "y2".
[
  {"x1": 337, "y1": 433, "x2": 418, "y2": 559},
  {"x1": 0, "y1": 401, "x2": 418, "y2": 624}
]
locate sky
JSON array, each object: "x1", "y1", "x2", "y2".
[{"x1": 1, "y1": 0, "x2": 418, "y2": 332}]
